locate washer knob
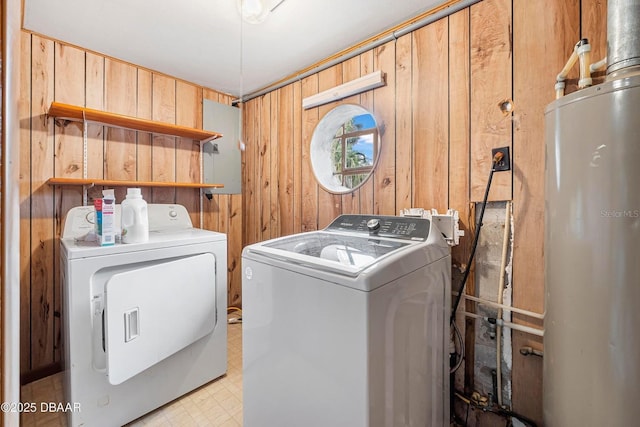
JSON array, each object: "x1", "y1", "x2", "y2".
[
  {"x1": 169, "y1": 210, "x2": 178, "y2": 218},
  {"x1": 367, "y1": 218, "x2": 381, "y2": 232}
]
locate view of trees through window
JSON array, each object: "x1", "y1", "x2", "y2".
[{"x1": 330, "y1": 113, "x2": 378, "y2": 189}]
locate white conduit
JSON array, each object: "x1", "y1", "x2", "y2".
[
  {"x1": 462, "y1": 311, "x2": 544, "y2": 338},
  {"x1": 458, "y1": 293, "x2": 545, "y2": 320},
  {"x1": 240, "y1": 0, "x2": 483, "y2": 103},
  {"x1": 590, "y1": 57, "x2": 608, "y2": 73}
]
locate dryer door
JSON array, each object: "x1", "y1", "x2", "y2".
[{"x1": 104, "y1": 253, "x2": 217, "y2": 385}]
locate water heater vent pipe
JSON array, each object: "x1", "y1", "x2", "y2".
[{"x1": 607, "y1": 0, "x2": 640, "y2": 77}]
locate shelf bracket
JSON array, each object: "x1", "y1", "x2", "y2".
[
  {"x1": 53, "y1": 118, "x2": 71, "y2": 128},
  {"x1": 82, "y1": 111, "x2": 88, "y2": 206}
]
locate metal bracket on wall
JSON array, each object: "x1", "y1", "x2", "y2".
[
  {"x1": 82, "y1": 114, "x2": 88, "y2": 206},
  {"x1": 53, "y1": 118, "x2": 72, "y2": 128},
  {"x1": 51, "y1": 112, "x2": 90, "y2": 205}
]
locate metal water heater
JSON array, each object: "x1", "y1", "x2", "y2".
[{"x1": 544, "y1": 2, "x2": 640, "y2": 425}]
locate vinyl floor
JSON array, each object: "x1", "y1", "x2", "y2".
[{"x1": 20, "y1": 319, "x2": 244, "y2": 427}]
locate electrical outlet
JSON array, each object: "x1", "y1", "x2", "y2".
[{"x1": 491, "y1": 146, "x2": 511, "y2": 171}]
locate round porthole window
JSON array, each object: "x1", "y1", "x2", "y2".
[{"x1": 310, "y1": 104, "x2": 380, "y2": 194}]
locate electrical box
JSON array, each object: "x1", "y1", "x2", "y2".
[
  {"x1": 399, "y1": 208, "x2": 464, "y2": 246},
  {"x1": 203, "y1": 100, "x2": 241, "y2": 194}
]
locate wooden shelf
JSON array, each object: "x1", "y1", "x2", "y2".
[
  {"x1": 47, "y1": 102, "x2": 222, "y2": 143},
  {"x1": 46, "y1": 177, "x2": 224, "y2": 189}
]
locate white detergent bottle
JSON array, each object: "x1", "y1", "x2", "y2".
[{"x1": 121, "y1": 188, "x2": 149, "y2": 243}]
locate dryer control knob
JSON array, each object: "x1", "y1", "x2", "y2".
[{"x1": 367, "y1": 218, "x2": 381, "y2": 232}]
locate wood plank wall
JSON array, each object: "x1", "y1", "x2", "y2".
[
  {"x1": 241, "y1": 0, "x2": 607, "y2": 424},
  {"x1": 19, "y1": 31, "x2": 243, "y2": 382}
]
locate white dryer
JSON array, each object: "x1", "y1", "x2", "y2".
[
  {"x1": 242, "y1": 214, "x2": 451, "y2": 427},
  {"x1": 60, "y1": 204, "x2": 227, "y2": 427}
]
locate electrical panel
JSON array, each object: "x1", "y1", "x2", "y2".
[{"x1": 203, "y1": 100, "x2": 241, "y2": 195}]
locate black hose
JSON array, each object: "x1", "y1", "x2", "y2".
[{"x1": 450, "y1": 166, "x2": 495, "y2": 323}]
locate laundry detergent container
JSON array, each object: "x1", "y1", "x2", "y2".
[{"x1": 121, "y1": 188, "x2": 149, "y2": 244}]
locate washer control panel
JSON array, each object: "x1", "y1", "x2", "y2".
[{"x1": 326, "y1": 214, "x2": 430, "y2": 241}]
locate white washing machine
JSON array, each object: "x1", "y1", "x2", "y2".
[
  {"x1": 242, "y1": 214, "x2": 451, "y2": 427},
  {"x1": 60, "y1": 204, "x2": 227, "y2": 427}
]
